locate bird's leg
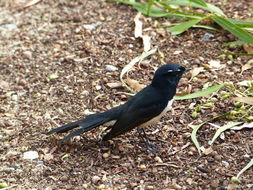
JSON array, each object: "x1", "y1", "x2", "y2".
[{"x1": 137, "y1": 128, "x2": 159, "y2": 154}]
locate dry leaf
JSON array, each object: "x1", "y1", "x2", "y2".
[
  {"x1": 208, "y1": 60, "x2": 222, "y2": 69},
  {"x1": 126, "y1": 78, "x2": 146, "y2": 92},
  {"x1": 23, "y1": 0, "x2": 41, "y2": 8},
  {"x1": 233, "y1": 97, "x2": 253, "y2": 105},
  {"x1": 203, "y1": 147, "x2": 213, "y2": 155},
  {"x1": 208, "y1": 123, "x2": 221, "y2": 129},
  {"x1": 120, "y1": 48, "x2": 157, "y2": 93},
  {"x1": 142, "y1": 35, "x2": 151, "y2": 52},
  {"x1": 43, "y1": 153, "x2": 54, "y2": 161},
  {"x1": 106, "y1": 82, "x2": 122, "y2": 89},
  {"x1": 134, "y1": 12, "x2": 142, "y2": 38},
  {"x1": 176, "y1": 84, "x2": 192, "y2": 96},
  {"x1": 133, "y1": 13, "x2": 151, "y2": 52},
  {"x1": 231, "y1": 122, "x2": 253, "y2": 130},
  {"x1": 241, "y1": 59, "x2": 253, "y2": 74},
  {"x1": 0, "y1": 81, "x2": 10, "y2": 90},
  {"x1": 243, "y1": 44, "x2": 253, "y2": 54},
  {"x1": 190, "y1": 67, "x2": 204, "y2": 81}
]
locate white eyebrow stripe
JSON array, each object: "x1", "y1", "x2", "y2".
[{"x1": 168, "y1": 70, "x2": 173, "y2": 72}]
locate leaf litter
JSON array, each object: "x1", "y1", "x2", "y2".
[{"x1": 0, "y1": 0, "x2": 252, "y2": 189}]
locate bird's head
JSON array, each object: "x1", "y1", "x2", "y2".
[{"x1": 151, "y1": 63, "x2": 191, "y2": 88}]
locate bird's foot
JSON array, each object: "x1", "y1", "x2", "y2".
[
  {"x1": 139, "y1": 141, "x2": 157, "y2": 147},
  {"x1": 139, "y1": 141, "x2": 159, "y2": 154}
]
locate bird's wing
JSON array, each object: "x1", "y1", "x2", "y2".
[{"x1": 103, "y1": 86, "x2": 168, "y2": 140}]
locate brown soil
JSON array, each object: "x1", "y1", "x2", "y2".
[{"x1": 0, "y1": 0, "x2": 252, "y2": 189}]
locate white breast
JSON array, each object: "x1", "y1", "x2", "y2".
[{"x1": 139, "y1": 99, "x2": 174, "y2": 128}]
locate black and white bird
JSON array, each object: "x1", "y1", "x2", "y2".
[{"x1": 47, "y1": 63, "x2": 190, "y2": 143}]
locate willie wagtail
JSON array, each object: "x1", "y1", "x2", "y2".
[{"x1": 46, "y1": 63, "x2": 190, "y2": 142}]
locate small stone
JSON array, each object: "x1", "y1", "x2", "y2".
[
  {"x1": 23, "y1": 151, "x2": 39, "y2": 160},
  {"x1": 222, "y1": 161, "x2": 229, "y2": 167},
  {"x1": 36, "y1": 160, "x2": 44, "y2": 165},
  {"x1": 197, "y1": 166, "x2": 209, "y2": 173},
  {"x1": 186, "y1": 178, "x2": 193, "y2": 185},
  {"x1": 11, "y1": 164, "x2": 21, "y2": 169},
  {"x1": 82, "y1": 22, "x2": 101, "y2": 30},
  {"x1": 92, "y1": 176, "x2": 100, "y2": 184},
  {"x1": 211, "y1": 179, "x2": 219, "y2": 188},
  {"x1": 81, "y1": 90, "x2": 89, "y2": 96},
  {"x1": 95, "y1": 85, "x2": 102, "y2": 90},
  {"x1": 0, "y1": 81, "x2": 9, "y2": 90},
  {"x1": 102, "y1": 153, "x2": 110, "y2": 159},
  {"x1": 60, "y1": 175, "x2": 68, "y2": 182},
  {"x1": 49, "y1": 74, "x2": 58, "y2": 80},
  {"x1": 155, "y1": 156, "x2": 163, "y2": 163},
  {"x1": 139, "y1": 164, "x2": 146, "y2": 169},
  {"x1": 2, "y1": 24, "x2": 18, "y2": 30},
  {"x1": 3, "y1": 167, "x2": 15, "y2": 173},
  {"x1": 23, "y1": 51, "x2": 32, "y2": 59},
  {"x1": 146, "y1": 185, "x2": 154, "y2": 190},
  {"x1": 203, "y1": 33, "x2": 214, "y2": 41},
  {"x1": 214, "y1": 155, "x2": 222, "y2": 161},
  {"x1": 189, "y1": 146, "x2": 197, "y2": 152},
  {"x1": 7, "y1": 150, "x2": 20, "y2": 156},
  {"x1": 11, "y1": 94, "x2": 18, "y2": 101},
  {"x1": 105, "y1": 65, "x2": 118, "y2": 72}
]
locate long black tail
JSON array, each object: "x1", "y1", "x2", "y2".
[{"x1": 46, "y1": 105, "x2": 124, "y2": 142}]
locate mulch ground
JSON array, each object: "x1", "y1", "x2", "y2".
[{"x1": 0, "y1": 0, "x2": 252, "y2": 189}]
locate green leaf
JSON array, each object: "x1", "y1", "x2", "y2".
[
  {"x1": 192, "y1": 24, "x2": 217, "y2": 30},
  {"x1": 222, "y1": 40, "x2": 247, "y2": 47},
  {"x1": 190, "y1": 122, "x2": 207, "y2": 154},
  {"x1": 221, "y1": 51, "x2": 253, "y2": 57},
  {"x1": 0, "y1": 183, "x2": 8, "y2": 188},
  {"x1": 190, "y1": 0, "x2": 207, "y2": 7},
  {"x1": 211, "y1": 15, "x2": 253, "y2": 45},
  {"x1": 228, "y1": 18, "x2": 253, "y2": 28},
  {"x1": 189, "y1": 113, "x2": 229, "y2": 155},
  {"x1": 231, "y1": 176, "x2": 241, "y2": 183},
  {"x1": 61, "y1": 153, "x2": 70, "y2": 159},
  {"x1": 175, "y1": 84, "x2": 224, "y2": 100},
  {"x1": 209, "y1": 122, "x2": 243, "y2": 145},
  {"x1": 158, "y1": 1, "x2": 204, "y2": 19},
  {"x1": 147, "y1": 0, "x2": 155, "y2": 16},
  {"x1": 167, "y1": 19, "x2": 201, "y2": 35},
  {"x1": 162, "y1": 0, "x2": 225, "y2": 16},
  {"x1": 236, "y1": 158, "x2": 253, "y2": 178},
  {"x1": 110, "y1": 0, "x2": 168, "y2": 17}
]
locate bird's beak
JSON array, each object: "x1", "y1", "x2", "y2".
[{"x1": 184, "y1": 68, "x2": 191, "y2": 72}]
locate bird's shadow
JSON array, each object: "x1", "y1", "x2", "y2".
[{"x1": 47, "y1": 136, "x2": 157, "y2": 159}]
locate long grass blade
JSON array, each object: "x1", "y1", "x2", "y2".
[
  {"x1": 190, "y1": 122, "x2": 207, "y2": 154},
  {"x1": 167, "y1": 19, "x2": 201, "y2": 35},
  {"x1": 211, "y1": 15, "x2": 253, "y2": 45},
  {"x1": 175, "y1": 84, "x2": 224, "y2": 100},
  {"x1": 236, "y1": 159, "x2": 253, "y2": 178},
  {"x1": 209, "y1": 122, "x2": 243, "y2": 145}
]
